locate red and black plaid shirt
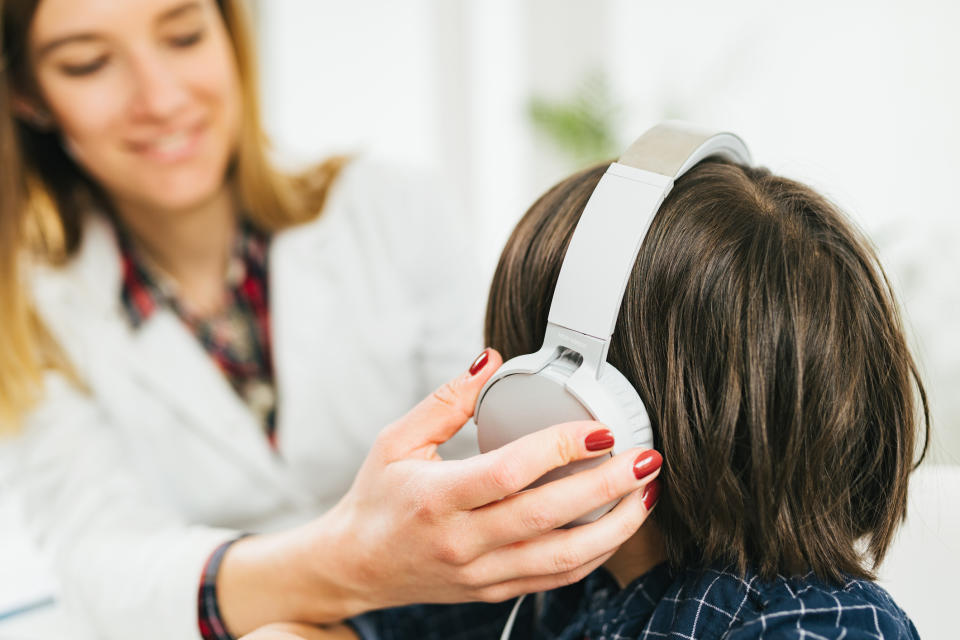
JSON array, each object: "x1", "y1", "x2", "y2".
[
  {"x1": 117, "y1": 217, "x2": 277, "y2": 441},
  {"x1": 115, "y1": 217, "x2": 274, "y2": 640}
]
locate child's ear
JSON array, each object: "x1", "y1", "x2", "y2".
[{"x1": 12, "y1": 94, "x2": 55, "y2": 130}]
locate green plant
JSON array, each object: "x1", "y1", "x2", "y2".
[{"x1": 528, "y1": 70, "x2": 621, "y2": 167}]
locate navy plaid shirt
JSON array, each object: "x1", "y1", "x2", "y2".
[{"x1": 349, "y1": 562, "x2": 919, "y2": 640}]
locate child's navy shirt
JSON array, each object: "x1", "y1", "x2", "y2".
[{"x1": 349, "y1": 562, "x2": 919, "y2": 639}]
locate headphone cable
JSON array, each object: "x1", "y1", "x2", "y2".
[{"x1": 498, "y1": 593, "x2": 527, "y2": 640}]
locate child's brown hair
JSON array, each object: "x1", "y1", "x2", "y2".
[{"x1": 484, "y1": 157, "x2": 930, "y2": 583}]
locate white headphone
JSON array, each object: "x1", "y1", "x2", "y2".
[{"x1": 474, "y1": 121, "x2": 753, "y2": 526}]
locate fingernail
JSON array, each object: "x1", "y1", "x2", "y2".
[
  {"x1": 584, "y1": 429, "x2": 615, "y2": 451},
  {"x1": 642, "y1": 478, "x2": 661, "y2": 510},
  {"x1": 633, "y1": 450, "x2": 662, "y2": 480},
  {"x1": 469, "y1": 349, "x2": 490, "y2": 376}
]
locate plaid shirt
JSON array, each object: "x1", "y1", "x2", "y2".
[
  {"x1": 349, "y1": 562, "x2": 920, "y2": 640},
  {"x1": 115, "y1": 218, "x2": 274, "y2": 640},
  {"x1": 117, "y1": 217, "x2": 277, "y2": 440},
  {"x1": 198, "y1": 539, "x2": 240, "y2": 640}
]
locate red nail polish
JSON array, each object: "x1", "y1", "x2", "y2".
[
  {"x1": 633, "y1": 450, "x2": 662, "y2": 480},
  {"x1": 469, "y1": 349, "x2": 490, "y2": 376},
  {"x1": 642, "y1": 479, "x2": 661, "y2": 510},
  {"x1": 585, "y1": 429, "x2": 615, "y2": 451}
]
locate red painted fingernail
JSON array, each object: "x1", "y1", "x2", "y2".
[
  {"x1": 642, "y1": 478, "x2": 661, "y2": 510},
  {"x1": 469, "y1": 349, "x2": 490, "y2": 376},
  {"x1": 585, "y1": 429, "x2": 615, "y2": 451},
  {"x1": 633, "y1": 450, "x2": 662, "y2": 480}
]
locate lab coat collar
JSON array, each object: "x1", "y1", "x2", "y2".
[{"x1": 33, "y1": 211, "x2": 315, "y2": 507}]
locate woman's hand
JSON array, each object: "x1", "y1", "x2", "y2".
[
  {"x1": 218, "y1": 349, "x2": 661, "y2": 634},
  {"x1": 313, "y1": 348, "x2": 660, "y2": 609}
]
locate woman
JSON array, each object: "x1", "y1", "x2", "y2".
[
  {"x1": 252, "y1": 155, "x2": 930, "y2": 638},
  {"x1": 0, "y1": 1, "x2": 661, "y2": 638}
]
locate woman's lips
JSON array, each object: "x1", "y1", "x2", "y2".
[{"x1": 128, "y1": 122, "x2": 206, "y2": 163}]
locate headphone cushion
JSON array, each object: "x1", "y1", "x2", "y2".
[
  {"x1": 597, "y1": 363, "x2": 653, "y2": 450},
  {"x1": 537, "y1": 352, "x2": 653, "y2": 451}
]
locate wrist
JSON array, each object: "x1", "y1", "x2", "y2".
[
  {"x1": 293, "y1": 505, "x2": 372, "y2": 622},
  {"x1": 215, "y1": 520, "x2": 361, "y2": 635}
]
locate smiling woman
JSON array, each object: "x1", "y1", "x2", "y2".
[
  {"x1": 3, "y1": 0, "x2": 343, "y2": 314},
  {"x1": 0, "y1": 1, "x2": 661, "y2": 639},
  {"x1": 28, "y1": 0, "x2": 242, "y2": 213},
  {"x1": 24, "y1": 0, "x2": 253, "y2": 316}
]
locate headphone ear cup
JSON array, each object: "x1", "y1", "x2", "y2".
[{"x1": 597, "y1": 364, "x2": 654, "y2": 451}]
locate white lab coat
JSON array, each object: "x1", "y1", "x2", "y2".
[{"x1": 0, "y1": 159, "x2": 485, "y2": 640}]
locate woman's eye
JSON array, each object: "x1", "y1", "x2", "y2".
[
  {"x1": 59, "y1": 56, "x2": 108, "y2": 76},
  {"x1": 170, "y1": 29, "x2": 205, "y2": 48}
]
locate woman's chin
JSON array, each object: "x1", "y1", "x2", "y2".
[{"x1": 111, "y1": 179, "x2": 230, "y2": 218}]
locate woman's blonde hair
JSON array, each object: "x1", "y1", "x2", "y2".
[{"x1": 0, "y1": 0, "x2": 347, "y2": 433}]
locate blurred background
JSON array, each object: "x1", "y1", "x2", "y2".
[
  {"x1": 253, "y1": 0, "x2": 960, "y2": 456},
  {"x1": 2, "y1": 0, "x2": 957, "y2": 637},
  {"x1": 256, "y1": 0, "x2": 960, "y2": 463}
]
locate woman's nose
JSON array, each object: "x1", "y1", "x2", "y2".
[{"x1": 127, "y1": 51, "x2": 191, "y2": 121}]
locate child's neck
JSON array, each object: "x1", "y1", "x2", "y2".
[{"x1": 602, "y1": 520, "x2": 668, "y2": 589}]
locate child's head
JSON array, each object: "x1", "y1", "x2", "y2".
[{"x1": 484, "y1": 157, "x2": 929, "y2": 582}]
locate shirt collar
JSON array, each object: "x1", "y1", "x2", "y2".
[
  {"x1": 537, "y1": 561, "x2": 674, "y2": 638},
  {"x1": 115, "y1": 216, "x2": 269, "y2": 329}
]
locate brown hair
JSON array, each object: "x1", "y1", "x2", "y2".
[
  {"x1": 0, "y1": 0, "x2": 346, "y2": 432},
  {"x1": 485, "y1": 158, "x2": 930, "y2": 583}
]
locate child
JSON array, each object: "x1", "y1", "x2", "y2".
[{"x1": 246, "y1": 151, "x2": 928, "y2": 639}]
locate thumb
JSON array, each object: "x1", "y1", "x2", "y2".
[{"x1": 378, "y1": 348, "x2": 503, "y2": 459}]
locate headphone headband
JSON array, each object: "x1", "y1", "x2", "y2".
[
  {"x1": 618, "y1": 121, "x2": 751, "y2": 176},
  {"x1": 545, "y1": 122, "x2": 752, "y2": 372}
]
